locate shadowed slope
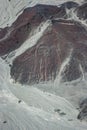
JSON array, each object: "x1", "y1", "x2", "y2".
[
  {"x1": 0, "y1": 4, "x2": 65, "y2": 56},
  {"x1": 11, "y1": 20, "x2": 87, "y2": 84},
  {"x1": 0, "y1": 3, "x2": 87, "y2": 84}
]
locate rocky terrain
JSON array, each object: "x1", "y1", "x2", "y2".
[
  {"x1": 0, "y1": 0, "x2": 87, "y2": 129},
  {"x1": 0, "y1": 2, "x2": 87, "y2": 85}
]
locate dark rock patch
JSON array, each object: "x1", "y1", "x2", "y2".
[
  {"x1": 68, "y1": 119, "x2": 73, "y2": 121},
  {"x1": 54, "y1": 108, "x2": 66, "y2": 116},
  {"x1": 77, "y1": 98, "x2": 87, "y2": 121},
  {"x1": 18, "y1": 100, "x2": 22, "y2": 103},
  {"x1": 59, "y1": 112, "x2": 66, "y2": 116},
  {"x1": 54, "y1": 109, "x2": 61, "y2": 113},
  {"x1": 3, "y1": 121, "x2": 7, "y2": 124},
  {"x1": 9, "y1": 64, "x2": 12, "y2": 67}
]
